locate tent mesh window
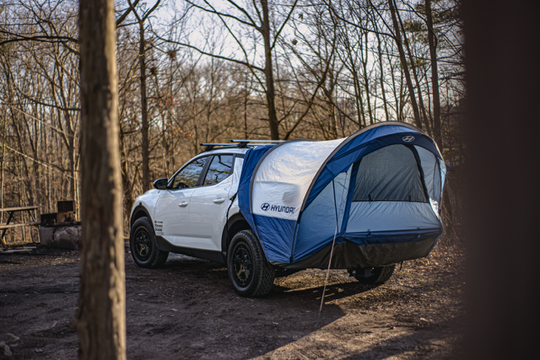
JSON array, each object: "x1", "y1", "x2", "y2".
[{"x1": 352, "y1": 144, "x2": 427, "y2": 202}]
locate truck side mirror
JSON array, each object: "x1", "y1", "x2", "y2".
[{"x1": 153, "y1": 178, "x2": 168, "y2": 190}]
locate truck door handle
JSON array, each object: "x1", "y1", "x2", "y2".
[
  {"x1": 178, "y1": 202, "x2": 189, "y2": 207},
  {"x1": 213, "y1": 198, "x2": 225, "y2": 204}
]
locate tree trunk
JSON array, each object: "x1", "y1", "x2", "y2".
[
  {"x1": 121, "y1": 136, "x2": 134, "y2": 216},
  {"x1": 352, "y1": 70, "x2": 366, "y2": 128},
  {"x1": 463, "y1": 2, "x2": 540, "y2": 358},
  {"x1": 244, "y1": 87, "x2": 249, "y2": 139},
  {"x1": 360, "y1": 32, "x2": 374, "y2": 125},
  {"x1": 76, "y1": 0, "x2": 126, "y2": 359},
  {"x1": 388, "y1": 0, "x2": 422, "y2": 128},
  {"x1": 0, "y1": 118, "x2": 5, "y2": 223},
  {"x1": 139, "y1": 22, "x2": 150, "y2": 191},
  {"x1": 425, "y1": 0, "x2": 442, "y2": 149},
  {"x1": 375, "y1": 30, "x2": 390, "y2": 122},
  {"x1": 261, "y1": 0, "x2": 280, "y2": 140},
  {"x1": 395, "y1": 4, "x2": 432, "y2": 135}
]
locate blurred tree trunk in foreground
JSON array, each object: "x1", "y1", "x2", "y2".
[
  {"x1": 463, "y1": 0, "x2": 540, "y2": 359},
  {"x1": 76, "y1": 0, "x2": 126, "y2": 359}
]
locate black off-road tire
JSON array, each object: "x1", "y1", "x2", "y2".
[
  {"x1": 353, "y1": 265, "x2": 395, "y2": 285},
  {"x1": 130, "y1": 217, "x2": 169, "y2": 268},
  {"x1": 227, "y1": 230, "x2": 275, "y2": 297}
]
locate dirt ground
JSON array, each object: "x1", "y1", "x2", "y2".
[{"x1": 0, "y1": 240, "x2": 465, "y2": 359}]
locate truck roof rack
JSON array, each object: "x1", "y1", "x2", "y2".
[
  {"x1": 230, "y1": 140, "x2": 284, "y2": 143},
  {"x1": 200, "y1": 139, "x2": 284, "y2": 152}
]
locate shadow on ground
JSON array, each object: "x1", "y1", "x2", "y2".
[{"x1": 0, "y1": 247, "x2": 464, "y2": 359}]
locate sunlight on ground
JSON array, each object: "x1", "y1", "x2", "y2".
[{"x1": 250, "y1": 313, "x2": 414, "y2": 360}]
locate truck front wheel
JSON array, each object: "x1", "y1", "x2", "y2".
[{"x1": 129, "y1": 217, "x2": 168, "y2": 268}]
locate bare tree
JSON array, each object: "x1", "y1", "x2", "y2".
[
  {"x1": 76, "y1": 0, "x2": 126, "y2": 359},
  {"x1": 387, "y1": 0, "x2": 422, "y2": 129},
  {"x1": 164, "y1": 0, "x2": 299, "y2": 140},
  {"x1": 424, "y1": 0, "x2": 441, "y2": 148},
  {"x1": 127, "y1": 0, "x2": 161, "y2": 191}
]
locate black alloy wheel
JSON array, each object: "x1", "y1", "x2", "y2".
[
  {"x1": 133, "y1": 226, "x2": 152, "y2": 262},
  {"x1": 227, "y1": 230, "x2": 274, "y2": 297},
  {"x1": 232, "y1": 242, "x2": 253, "y2": 287},
  {"x1": 129, "y1": 216, "x2": 169, "y2": 268}
]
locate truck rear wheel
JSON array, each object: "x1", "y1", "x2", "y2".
[{"x1": 227, "y1": 230, "x2": 274, "y2": 297}]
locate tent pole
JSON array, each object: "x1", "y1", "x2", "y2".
[
  {"x1": 316, "y1": 224, "x2": 338, "y2": 330},
  {"x1": 316, "y1": 179, "x2": 340, "y2": 329}
]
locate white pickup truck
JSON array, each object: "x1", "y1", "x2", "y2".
[
  {"x1": 129, "y1": 143, "x2": 395, "y2": 297},
  {"x1": 130, "y1": 124, "x2": 445, "y2": 298}
]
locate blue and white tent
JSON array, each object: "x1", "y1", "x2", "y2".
[{"x1": 238, "y1": 122, "x2": 446, "y2": 269}]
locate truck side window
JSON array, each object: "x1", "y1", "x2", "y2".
[
  {"x1": 203, "y1": 155, "x2": 234, "y2": 186},
  {"x1": 171, "y1": 156, "x2": 208, "y2": 189}
]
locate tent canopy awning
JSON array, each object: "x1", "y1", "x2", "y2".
[{"x1": 238, "y1": 122, "x2": 446, "y2": 268}]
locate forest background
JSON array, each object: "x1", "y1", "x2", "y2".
[{"x1": 0, "y1": 0, "x2": 464, "y2": 241}]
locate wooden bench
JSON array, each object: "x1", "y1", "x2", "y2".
[
  {"x1": 0, "y1": 221, "x2": 41, "y2": 230},
  {"x1": 1, "y1": 206, "x2": 43, "y2": 247}
]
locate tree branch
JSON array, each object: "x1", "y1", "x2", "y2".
[
  {"x1": 184, "y1": 0, "x2": 258, "y2": 29},
  {"x1": 154, "y1": 35, "x2": 265, "y2": 72},
  {"x1": 0, "y1": 34, "x2": 78, "y2": 47},
  {"x1": 116, "y1": 0, "x2": 140, "y2": 27},
  {"x1": 15, "y1": 87, "x2": 80, "y2": 112},
  {"x1": 224, "y1": 0, "x2": 261, "y2": 28},
  {"x1": 271, "y1": 0, "x2": 299, "y2": 50},
  {"x1": 320, "y1": 0, "x2": 395, "y2": 38},
  {"x1": 142, "y1": 0, "x2": 162, "y2": 21}
]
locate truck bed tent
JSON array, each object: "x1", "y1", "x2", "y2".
[{"x1": 238, "y1": 122, "x2": 446, "y2": 269}]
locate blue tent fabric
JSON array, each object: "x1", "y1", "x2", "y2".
[
  {"x1": 252, "y1": 215, "x2": 296, "y2": 263},
  {"x1": 238, "y1": 122, "x2": 445, "y2": 269},
  {"x1": 237, "y1": 144, "x2": 272, "y2": 239}
]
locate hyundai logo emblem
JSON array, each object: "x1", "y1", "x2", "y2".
[
  {"x1": 402, "y1": 135, "x2": 415, "y2": 142},
  {"x1": 261, "y1": 203, "x2": 270, "y2": 211}
]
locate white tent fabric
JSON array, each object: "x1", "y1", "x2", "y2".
[{"x1": 251, "y1": 138, "x2": 345, "y2": 221}]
